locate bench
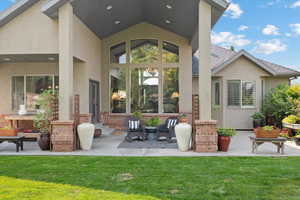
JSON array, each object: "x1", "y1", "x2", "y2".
[
  {"x1": 0, "y1": 136, "x2": 24, "y2": 152},
  {"x1": 249, "y1": 136, "x2": 287, "y2": 155}
]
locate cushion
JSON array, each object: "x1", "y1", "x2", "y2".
[
  {"x1": 167, "y1": 119, "x2": 177, "y2": 129},
  {"x1": 128, "y1": 120, "x2": 140, "y2": 130}
]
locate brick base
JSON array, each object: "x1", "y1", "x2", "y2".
[
  {"x1": 194, "y1": 120, "x2": 218, "y2": 153},
  {"x1": 51, "y1": 120, "x2": 75, "y2": 152}
]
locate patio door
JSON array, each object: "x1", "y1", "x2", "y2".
[{"x1": 89, "y1": 80, "x2": 100, "y2": 123}]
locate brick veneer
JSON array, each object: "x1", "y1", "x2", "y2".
[
  {"x1": 51, "y1": 120, "x2": 75, "y2": 152},
  {"x1": 79, "y1": 114, "x2": 92, "y2": 124},
  {"x1": 194, "y1": 120, "x2": 218, "y2": 152},
  {"x1": 101, "y1": 113, "x2": 192, "y2": 130},
  {"x1": 0, "y1": 114, "x2": 9, "y2": 128}
]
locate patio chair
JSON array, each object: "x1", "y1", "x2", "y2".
[
  {"x1": 125, "y1": 117, "x2": 145, "y2": 142},
  {"x1": 157, "y1": 117, "x2": 179, "y2": 143}
]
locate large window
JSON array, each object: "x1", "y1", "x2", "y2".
[
  {"x1": 130, "y1": 39, "x2": 159, "y2": 64},
  {"x1": 163, "y1": 68, "x2": 179, "y2": 113},
  {"x1": 109, "y1": 40, "x2": 180, "y2": 114},
  {"x1": 110, "y1": 68, "x2": 127, "y2": 113},
  {"x1": 12, "y1": 75, "x2": 58, "y2": 111},
  {"x1": 131, "y1": 68, "x2": 159, "y2": 113},
  {"x1": 227, "y1": 80, "x2": 255, "y2": 108}
]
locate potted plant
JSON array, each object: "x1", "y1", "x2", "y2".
[
  {"x1": 179, "y1": 114, "x2": 188, "y2": 123},
  {"x1": 254, "y1": 126, "x2": 280, "y2": 138},
  {"x1": 33, "y1": 90, "x2": 57, "y2": 151},
  {"x1": 0, "y1": 126, "x2": 18, "y2": 137},
  {"x1": 217, "y1": 128, "x2": 237, "y2": 152},
  {"x1": 251, "y1": 112, "x2": 265, "y2": 128},
  {"x1": 132, "y1": 111, "x2": 143, "y2": 120},
  {"x1": 145, "y1": 117, "x2": 161, "y2": 129}
]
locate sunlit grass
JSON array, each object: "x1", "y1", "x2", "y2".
[{"x1": 0, "y1": 156, "x2": 300, "y2": 200}]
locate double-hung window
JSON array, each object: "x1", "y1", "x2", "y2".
[{"x1": 227, "y1": 80, "x2": 255, "y2": 108}]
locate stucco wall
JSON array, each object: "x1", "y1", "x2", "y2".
[
  {"x1": 0, "y1": 1, "x2": 59, "y2": 54},
  {"x1": 264, "y1": 77, "x2": 290, "y2": 95},
  {"x1": 73, "y1": 15, "x2": 102, "y2": 113},
  {"x1": 101, "y1": 22, "x2": 192, "y2": 114},
  {"x1": 0, "y1": 62, "x2": 59, "y2": 114},
  {"x1": 215, "y1": 56, "x2": 271, "y2": 129}
]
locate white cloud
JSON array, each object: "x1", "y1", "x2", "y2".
[
  {"x1": 285, "y1": 33, "x2": 292, "y2": 37},
  {"x1": 262, "y1": 24, "x2": 280, "y2": 35},
  {"x1": 291, "y1": 0, "x2": 300, "y2": 8},
  {"x1": 211, "y1": 32, "x2": 251, "y2": 47},
  {"x1": 238, "y1": 25, "x2": 248, "y2": 31},
  {"x1": 252, "y1": 39, "x2": 287, "y2": 55},
  {"x1": 225, "y1": 1, "x2": 243, "y2": 19},
  {"x1": 290, "y1": 24, "x2": 300, "y2": 35}
]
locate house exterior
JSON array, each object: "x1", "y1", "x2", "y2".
[
  {"x1": 0, "y1": 0, "x2": 298, "y2": 131},
  {"x1": 193, "y1": 45, "x2": 300, "y2": 129}
]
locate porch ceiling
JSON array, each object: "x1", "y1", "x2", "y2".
[
  {"x1": 43, "y1": 0, "x2": 228, "y2": 51},
  {"x1": 0, "y1": 54, "x2": 82, "y2": 63}
]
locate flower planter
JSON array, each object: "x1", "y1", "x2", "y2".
[
  {"x1": 38, "y1": 133, "x2": 50, "y2": 150},
  {"x1": 0, "y1": 129, "x2": 18, "y2": 137},
  {"x1": 175, "y1": 123, "x2": 192, "y2": 152},
  {"x1": 218, "y1": 136, "x2": 231, "y2": 152},
  {"x1": 77, "y1": 123, "x2": 95, "y2": 150},
  {"x1": 254, "y1": 127, "x2": 280, "y2": 138},
  {"x1": 179, "y1": 117, "x2": 189, "y2": 123}
]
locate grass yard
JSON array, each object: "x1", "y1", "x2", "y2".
[{"x1": 0, "y1": 157, "x2": 300, "y2": 200}]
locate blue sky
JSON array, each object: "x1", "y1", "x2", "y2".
[{"x1": 0, "y1": 0, "x2": 299, "y2": 71}]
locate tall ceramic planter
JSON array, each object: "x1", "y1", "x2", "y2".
[
  {"x1": 77, "y1": 123, "x2": 95, "y2": 150},
  {"x1": 175, "y1": 123, "x2": 192, "y2": 151}
]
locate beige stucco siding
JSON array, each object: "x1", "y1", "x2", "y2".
[
  {"x1": 101, "y1": 22, "x2": 192, "y2": 114},
  {"x1": 264, "y1": 77, "x2": 290, "y2": 95},
  {"x1": 0, "y1": 63, "x2": 59, "y2": 114},
  {"x1": 73, "y1": 15, "x2": 102, "y2": 113},
  {"x1": 0, "y1": 1, "x2": 59, "y2": 54},
  {"x1": 216, "y1": 56, "x2": 270, "y2": 129}
]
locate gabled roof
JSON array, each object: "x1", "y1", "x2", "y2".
[{"x1": 193, "y1": 45, "x2": 300, "y2": 77}]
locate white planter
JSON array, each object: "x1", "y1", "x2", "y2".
[
  {"x1": 175, "y1": 123, "x2": 192, "y2": 152},
  {"x1": 77, "y1": 123, "x2": 95, "y2": 150}
]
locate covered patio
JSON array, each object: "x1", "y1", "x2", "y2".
[{"x1": 1, "y1": 130, "x2": 300, "y2": 156}]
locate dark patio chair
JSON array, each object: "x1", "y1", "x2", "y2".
[
  {"x1": 157, "y1": 117, "x2": 179, "y2": 142},
  {"x1": 124, "y1": 117, "x2": 145, "y2": 142}
]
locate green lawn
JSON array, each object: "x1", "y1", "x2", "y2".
[{"x1": 0, "y1": 157, "x2": 300, "y2": 200}]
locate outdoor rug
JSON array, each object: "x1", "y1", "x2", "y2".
[{"x1": 118, "y1": 140, "x2": 178, "y2": 149}]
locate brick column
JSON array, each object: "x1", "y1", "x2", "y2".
[
  {"x1": 194, "y1": 120, "x2": 217, "y2": 152},
  {"x1": 51, "y1": 120, "x2": 75, "y2": 152}
]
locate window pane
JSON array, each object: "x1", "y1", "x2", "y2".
[
  {"x1": 110, "y1": 42, "x2": 126, "y2": 64},
  {"x1": 163, "y1": 68, "x2": 179, "y2": 113},
  {"x1": 228, "y1": 81, "x2": 240, "y2": 106},
  {"x1": 242, "y1": 82, "x2": 255, "y2": 106},
  {"x1": 26, "y1": 76, "x2": 54, "y2": 111},
  {"x1": 110, "y1": 68, "x2": 127, "y2": 113},
  {"x1": 163, "y1": 42, "x2": 179, "y2": 63},
  {"x1": 12, "y1": 76, "x2": 24, "y2": 110},
  {"x1": 214, "y1": 82, "x2": 220, "y2": 105},
  {"x1": 54, "y1": 76, "x2": 59, "y2": 90},
  {"x1": 130, "y1": 39, "x2": 159, "y2": 64},
  {"x1": 131, "y1": 68, "x2": 159, "y2": 113}
]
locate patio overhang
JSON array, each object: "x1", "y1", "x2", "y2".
[{"x1": 41, "y1": 0, "x2": 228, "y2": 53}]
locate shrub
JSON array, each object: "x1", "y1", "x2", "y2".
[
  {"x1": 251, "y1": 112, "x2": 265, "y2": 120},
  {"x1": 262, "y1": 84, "x2": 294, "y2": 126},
  {"x1": 146, "y1": 117, "x2": 161, "y2": 127}
]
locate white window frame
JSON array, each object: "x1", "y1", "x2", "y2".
[
  {"x1": 11, "y1": 74, "x2": 58, "y2": 111},
  {"x1": 227, "y1": 80, "x2": 256, "y2": 109},
  {"x1": 212, "y1": 80, "x2": 221, "y2": 107}
]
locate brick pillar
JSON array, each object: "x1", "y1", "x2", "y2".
[
  {"x1": 51, "y1": 120, "x2": 75, "y2": 152},
  {"x1": 194, "y1": 120, "x2": 217, "y2": 152}
]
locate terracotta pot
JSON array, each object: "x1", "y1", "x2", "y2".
[
  {"x1": 0, "y1": 129, "x2": 18, "y2": 137},
  {"x1": 254, "y1": 128, "x2": 280, "y2": 138},
  {"x1": 94, "y1": 129, "x2": 102, "y2": 138},
  {"x1": 179, "y1": 118, "x2": 189, "y2": 123},
  {"x1": 218, "y1": 136, "x2": 231, "y2": 152},
  {"x1": 38, "y1": 133, "x2": 50, "y2": 151}
]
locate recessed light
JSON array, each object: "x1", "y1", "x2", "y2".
[
  {"x1": 106, "y1": 5, "x2": 112, "y2": 10},
  {"x1": 3, "y1": 58, "x2": 11, "y2": 61},
  {"x1": 48, "y1": 57, "x2": 55, "y2": 61},
  {"x1": 115, "y1": 20, "x2": 121, "y2": 25},
  {"x1": 166, "y1": 4, "x2": 172, "y2": 9},
  {"x1": 165, "y1": 20, "x2": 171, "y2": 24}
]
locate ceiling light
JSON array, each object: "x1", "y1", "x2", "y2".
[
  {"x1": 106, "y1": 5, "x2": 112, "y2": 10},
  {"x1": 166, "y1": 4, "x2": 172, "y2": 9},
  {"x1": 3, "y1": 58, "x2": 11, "y2": 61},
  {"x1": 115, "y1": 20, "x2": 121, "y2": 25},
  {"x1": 165, "y1": 20, "x2": 171, "y2": 24},
  {"x1": 48, "y1": 57, "x2": 55, "y2": 61}
]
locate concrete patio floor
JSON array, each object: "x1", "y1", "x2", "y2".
[{"x1": 0, "y1": 130, "x2": 300, "y2": 156}]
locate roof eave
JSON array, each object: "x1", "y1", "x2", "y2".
[{"x1": 41, "y1": 0, "x2": 71, "y2": 18}]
